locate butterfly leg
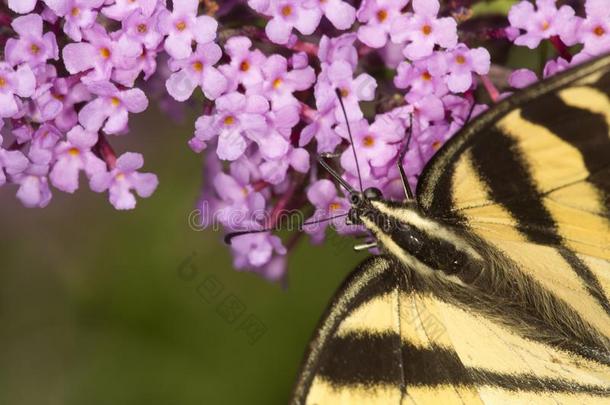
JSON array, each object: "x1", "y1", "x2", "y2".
[{"x1": 354, "y1": 241, "x2": 378, "y2": 251}]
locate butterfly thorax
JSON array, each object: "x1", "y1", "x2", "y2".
[{"x1": 351, "y1": 197, "x2": 485, "y2": 285}]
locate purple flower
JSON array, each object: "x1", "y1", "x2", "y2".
[
  {"x1": 260, "y1": 54, "x2": 316, "y2": 109},
  {"x1": 315, "y1": 60, "x2": 377, "y2": 122},
  {"x1": 509, "y1": 68, "x2": 538, "y2": 89},
  {"x1": 90, "y1": 152, "x2": 158, "y2": 210},
  {"x1": 0, "y1": 135, "x2": 29, "y2": 186},
  {"x1": 211, "y1": 160, "x2": 266, "y2": 226},
  {"x1": 158, "y1": 0, "x2": 218, "y2": 59},
  {"x1": 102, "y1": 0, "x2": 157, "y2": 21},
  {"x1": 318, "y1": 33, "x2": 358, "y2": 69},
  {"x1": 391, "y1": 0, "x2": 457, "y2": 60},
  {"x1": 508, "y1": 0, "x2": 575, "y2": 49},
  {"x1": 43, "y1": 0, "x2": 105, "y2": 41},
  {"x1": 304, "y1": 0, "x2": 356, "y2": 30},
  {"x1": 189, "y1": 92, "x2": 269, "y2": 160},
  {"x1": 357, "y1": 0, "x2": 408, "y2": 49},
  {"x1": 35, "y1": 76, "x2": 91, "y2": 131},
  {"x1": 5, "y1": 14, "x2": 59, "y2": 68},
  {"x1": 433, "y1": 45, "x2": 490, "y2": 93},
  {"x1": 259, "y1": 145, "x2": 309, "y2": 184},
  {"x1": 300, "y1": 108, "x2": 342, "y2": 153},
  {"x1": 28, "y1": 124, "x2": 61, "y2": 164},
  {"x1": 78, "y1": 81, "x2": 149, "y2": 135},
  {"x1": 113, "y1": 47, "x2": 159, "y2": 87},
  {"x1": 8, "y1": 0, "x2": 37, "y2": 13},
  {"x1": 15, "y1": 164, "x2": 53, "y2": 208},
  {"x1": 414, "y1": 95, "x2": 445, "y2": 130},
  {"x1": 304, "y1": 179, "x2": 350, "y2": 243},
  {"x1": 166, "y1": 42, "x2": 227, "y2": 101},
  {"x1": 417, "y1": 122, "x2": 451, "y2": 161},
  {"x1": 219, "y1": 36, "x2": 266, "y2": 90},
  {"x1": 62, "y1": 24, "x2": 143, "y2": 82},
  {"x1": 0, "y1": 62, "x2": 36, "y2": 118},
  {"x1": 576, "y1": 0, "x2": 610, "y2": 55},
  {"x1": 394, "y1": 56, "x2": 448, "y2": 102},
  {"x1": 121, "y1": 8, "x2": 165, "y2": 50},
  {"x1": 49, "y1": 125, "x2": 106, "y2": 193},
  {"x1": 336, "y1": 116, "x2": 402, "y2": 179},
  {"x1": 262, "y1": 0, "x2": 323, "y2": 45},
  {"x1": 231, "y1": 232, "x2": 286, "y2": 269}
]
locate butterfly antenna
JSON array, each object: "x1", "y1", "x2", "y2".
[
  {"x1": 224, "y1": 212, "x2": 349, "y2": 245},
  {"x1": 397, "y1": 112, "x2": 415, "y2": 200},
  {"x1": 317, "y1": 155, "x2": 355, "y2": 194},
  {"x1": 335, "y1": 88, "x2": 363, "y2": 192}
]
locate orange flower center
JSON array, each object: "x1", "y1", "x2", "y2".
[
  {"x1": 193, "y1": 61, "x2": 204, "y2": 72},
  {"x1": 422, "y1": 24, "x2": 432, "y2": 35},
  {"x1": 455, "y1": 55, "x2": 466, "y2": 64},
  {"x1": 541, "y1": 21, "x2": 550, "y2": 31},
  {"x1": 432, "y1": 140, "x2": 442, "y2": 151},
  {"x1": 273, "y1": 78, "x2": 282, "y2": 89},
  {"x1": 362, "y1": 135, "x2": 375, "y2": 147},
  {"x1": 100, "y1": 47, "x2": 111, "y2": 59},
  {"x1": 281, "y1": 5, "x2": 292, "y2": 17},
  {"x1": 0, "y1": 77, "x2": 6, "y2": 88},
  {"x1": 377, "y1": 9, "x2": 388, "y2": 22},
  {"x1": 240, "y1": 60, "x2": 250, "y2": 71},
  {"x1": 422, "y1": 71, "x2": 432, "y2": 81},
  {"x1": 116, "y1": 173, "x2": 126, "y2": 181},
  {"x1": 71, "y1": 7, "x2": 80, "y2": 16},
  {"x1": 175, "y1": 20, "x2": 187, "y2": 31},
  {"x1": 224, "y1": 115, "x2": 235, "y2": 126},
  {"x1": 137, "y1": 23, "x2": 148, "y2": 33},
  {"x1": 594, "y1": 25, "x2": 606, "y2": 36},
  {"x1": 329, "y1": 202, "x2": 341, "y2": 212},
  {"x1": 30, "y1": 44, "x2": 40, "y2": 55},
  {"x1": 68, "y1": 147, "x2": 80, "y2": 156},
  {"x1": 241, "y1": 187, "x2": 248, "y2": 197},
  {"x1": 52, "y1": 93, "x2": 65, "y2": 101},
  {"x1": 340, "y1": 88, "x2": 349, "y2": 98},
  {"x1": 111, "y1": 97, "x2": 121, "y2": 107}
]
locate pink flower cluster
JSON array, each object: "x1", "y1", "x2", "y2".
[
  {"x1": 1, "y1": 0, "x2": 608, "y2": 280},
  {"x1": 508, "y1": 0, "x2": 610, "y2": 87}
]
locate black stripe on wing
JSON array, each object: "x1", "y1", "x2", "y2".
[
  {"x1": 520, "y1": 91, "x2": 610, "y2": 218},
  {"x1": 291, "y1": 256, "x2": 407, "y2": 404},
  {"x1": 469, "y1": 125, "x2": 610, "y2": 316},
  {"x1": 316, "y1": 332, "x2": 610, "y2": 395}
]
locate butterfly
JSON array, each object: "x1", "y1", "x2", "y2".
[{"x1": 287, "y1": 52, "x2": 610, "y2": 404}]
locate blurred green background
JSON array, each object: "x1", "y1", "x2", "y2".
[{"x1": 0, "y1": 105, "x2": 364, "y2": 405}]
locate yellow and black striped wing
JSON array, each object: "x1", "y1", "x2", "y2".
[
  {"x1": 291, "y1": 256, "x2": 610, "y2": 404},
  {"x1": 291, "y1": 255, "x2": 485, "y2": 404},
  {"x1": 417, "y1": 52, "x2": 610, "y2": 334}
]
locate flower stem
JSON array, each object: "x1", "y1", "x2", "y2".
[
  {"x1": 479, "y1": 74, "x2": 500, "y2": 103},
  {"x1": 95, "y1": 134, "x2": 117, "y2": 169},
  {"x1": 549, "y1": 35, "x2": 572, "y2": 62}
]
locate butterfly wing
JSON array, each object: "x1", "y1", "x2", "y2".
[
  {"x1": 291, "y1": 256, "x2": 610, "y2": 404},
  {"x1": 414, "y1": 52, "x2": 610, "y2": 395},
  {"x1": 291, "y1": 255, "x2": 486, "y2": 405}
]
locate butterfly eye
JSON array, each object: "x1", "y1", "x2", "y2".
[
  {"x1": 364, "y1": 187, "x2": 383, "y2": 200},
  {"x1": 349, "y1": 192, "x2": 363, "y2": 205}
]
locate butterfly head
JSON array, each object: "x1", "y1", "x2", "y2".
[{"x1": 346, "y1": 187, "x2": 384, "y2": 225}]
